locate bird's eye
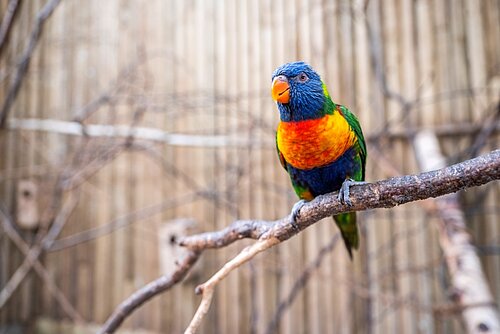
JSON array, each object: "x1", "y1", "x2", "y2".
[{"x1": 297, "y1": 73, "x2": 309, "y2": 83}]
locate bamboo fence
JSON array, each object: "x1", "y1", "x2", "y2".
[{"x1": 0, "y1": 0, "x2": 499, "y2": 333}]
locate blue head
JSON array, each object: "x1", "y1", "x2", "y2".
[{"x1": 271, "y1": 61, "x2": 326, "y2": 122}]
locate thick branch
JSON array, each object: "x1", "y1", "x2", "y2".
[
  {"x1": 181, "y1": 150, "x2": 500, "y2": 249},
  {"x1": 101, "y1": 150, "x2": 499, "y2": 333},
  {"x1": 179, "y1": 220, "x2": 275, "y2": 250},
  {"x1": 180, "y1": 150, "x2": 499, "y2": 333}
]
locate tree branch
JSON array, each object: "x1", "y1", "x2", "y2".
[
  {"x1": 181, "y1": 150, "x2": 499, "y2": 333},
  {"x1": 179, "y1": 219, "x2": 275, "y2": 251},
  {"x1": 99, "y1": 150, "x2": 500, "y2": 333},
  {"x1": 0, "y1": 191, "x2": 79, "y2": 308},
  {"x1": 265, "y1": 233, "x2": 341, "y2": 334},
  {"x1": 0, "y1": 206, "x2": 84, "y2": 322},
  {"x1": 0, "y1": 0, "x2": 20, "y2": 52},
  {"x1": 414, "y1": 132, "x2": 500, "y2": 333},
  {"x1": 181, "y1": 150, "x2": 500, "y2": 249},
  {"x1": 0, "y1": 0, "x2": 63, "y2": 128},
  {"x1": 98, "y1": 250, "x2": 201, "y2": 334}
]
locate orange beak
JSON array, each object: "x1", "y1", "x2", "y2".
[{"x1": 271, "y1": 75, "x2": 290, "y2": 104}]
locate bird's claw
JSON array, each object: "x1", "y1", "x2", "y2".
[
  {"x1": 338, "y1": 178, "x2": 367, "y2": 206},
  {"x1": 290, "y1": 200, "x2": 306, "y2": 232}
]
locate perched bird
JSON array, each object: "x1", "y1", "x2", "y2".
[{"x1": 271, "y1": 61, "x2": 367, "y2": 258}]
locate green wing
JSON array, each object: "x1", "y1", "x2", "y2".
[
  {"x1": 334, "y1": 105, "x2": 366, "y2": 259},
  {"x1": 338, "y1": 105, "x2": 367, "y2": 180},
  {"x1": 323, "y1": 85, "x2": 366, "y2": 179}
]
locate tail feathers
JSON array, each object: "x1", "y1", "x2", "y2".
[{"x1": 333, "y1": 212, "x2": 359, "y2": 260}]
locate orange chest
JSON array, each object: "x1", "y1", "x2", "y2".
[{"x1": 277, "y1": 113, "x2": 356, "y2": 170}]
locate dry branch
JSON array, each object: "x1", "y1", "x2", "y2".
[
  {"x1": 49, "y1": 192, "x2": 201, "y2": 251},
  {"x1": 0, "y1": 206, "x2": 83, "y2": 322},
  {"x1": 0, "y1": 191, "x2": 79, "y2": 309},
  {"x1": 180, "y1": 150, "x2": 500, "y2": 333},
  {"x1": 265, "y1": 234, "x2": 341, "y2": 334},
  {"x1": 98, "y1": 250, "x2": 201, "y2": 334},
  {"x1": 0, "y1": 0, "x2": 20, "y2": 52},
  {"x1": 0, "y1": 0, "x2": 63, "y2": 128},
  {"x1": 185, "y1": 237, "x2": 281, "y2": 334},
  {"x1": 415, "y1": 132, "x2": 500, "y2": 333},
  {"x1": 179, "y1": 219, "x2": 275, "y2": 250},
  {"x1": 181, "y1": 150, "x2": 500, "y2": 249},
  {"x1": 98, "y1": 150, "x2": 499, "y2": 333}
]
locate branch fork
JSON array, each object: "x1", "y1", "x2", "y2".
[{"x1": 97, "y1": 150, "x2": 500, "y2": 334}]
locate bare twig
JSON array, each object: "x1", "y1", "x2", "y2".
[
  {"x1": 0, "y1": 206, "x2": 84, "y2": 321},
  {"x1": 0, "y1": 0, "x2": 20, "y2": 52},
  {"x1": 0, "y1": 191, "x2": 79, "y2": 308},
  {"x1": 98, "y1": 250, "x2": 201, "y2": 334},
  {"x1": 466, "y1": 102, "x2": 500, "y2": 158},
  {"x1": 49, "y1": 192, "x2": 201, "y2": 251},
  {"x1": 185, "y1": 238, "x2": 280, "y2": 334},
  {"x1": 180, "y1": 150, "x2": 500, "y2": 333},
  {"x1": 265, "y1": 233, "x2": 341, "y2": 334},
  {"x1": 0, "y1": 0, "x2": 63, "y2": 128},
  {"x1": 71, "y1": 54, "x2": 149, "y2": 123},
  {"x1": 477, "y1": 245, "x2": 500, "y2": 256},
  {"x1": 135, "y1": 143, "x2": 238, "y2": 214}
]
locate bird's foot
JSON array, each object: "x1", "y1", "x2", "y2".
[
  {"x1": 338, "y1": 179, "x2": 367, "y2": 206},
  {"x1": 290, "y1": 200, "x2": 307, "y2": 232}
]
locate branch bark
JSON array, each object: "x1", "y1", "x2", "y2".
[
  {"x1": 181, "y1": 149, "x2": 500, "y2": 333},
  {"x1": 181, "y1": 150, "x2": 500, "y2": 249},
  {"x1": 99, "y1": 150, "x2": 500, "y2": 333}
]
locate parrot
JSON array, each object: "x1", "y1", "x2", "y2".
[{"x1": 271, "y1": 61, "x2": 367, "y2": 259}]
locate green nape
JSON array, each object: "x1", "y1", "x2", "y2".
[
  {"x1": 321, "y1": 82, "x2": 336, "y2": 115},
  {"x1": 333, "y1": 212, "x2": 359, "y2": 259}
]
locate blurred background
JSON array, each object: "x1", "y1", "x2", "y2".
[{"x1": 0, "y1": 0, "x2": 499, "y2": 333}]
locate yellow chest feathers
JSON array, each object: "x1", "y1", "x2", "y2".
[{"x1": 277, "y1": 112, "x2": 356, "y2": 170}]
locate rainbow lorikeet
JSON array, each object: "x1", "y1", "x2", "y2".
[{"x1": 271, "y1": 61, "x2": 367, "y2": 258}]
